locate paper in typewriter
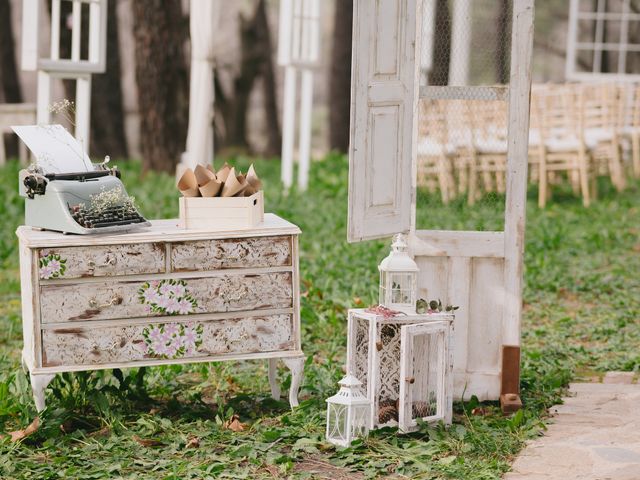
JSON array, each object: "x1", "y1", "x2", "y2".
[{"x1": 12, "y1": 124, "x2": 94, "y2": 174}]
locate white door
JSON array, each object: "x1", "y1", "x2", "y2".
[
  {"x1": 398, "y1": 321, "x2": 451, "y2": 432},
  {"x1": 348, "y1": 0, "x2": 534, "y2": 401}
]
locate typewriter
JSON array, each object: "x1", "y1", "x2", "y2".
[{"x1": 14, "y1": 124, "x2": 151, "y2": 235}]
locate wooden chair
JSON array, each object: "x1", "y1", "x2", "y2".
[
  {"x1": 579, "y1": 83, "x2": 626, "y2": 191},
  {"x1": 0, "y1": 103, "x2": 36, "y2": 165},
  {"x1": 617, "y1": 82, "x2": 640, "y2": 179},
  {"x1": 533, "y1": 84, "x2": 593, "y2": 207},
  {"x1": 417, "y1": 99, "x2": 456, "y2": 203}
]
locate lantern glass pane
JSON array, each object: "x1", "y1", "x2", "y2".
[
  {"x1": 327, "y1": 403, "x2": 348, "y2": 442},
  {"x1": 352, "y1": 405, "x2": 370, "y2": 438},
  {"x1": 407, "y1": 330, "x2": 444, "y2": 422},
  {"x1": 391, "y1": 273, "x2": 413, "y2": 304}
]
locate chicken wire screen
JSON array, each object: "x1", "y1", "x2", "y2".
[{"x1": 416, "y1": 0, "x2": 513, "y2": 231}]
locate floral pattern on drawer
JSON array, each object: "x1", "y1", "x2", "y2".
[
  {"x1": 39, "y1": 273, "x2": 293, "y2": 323},
  {"x1": 139, "y1": 280, "x2": 197, "y2": 315},
  {"x1": 41, "y1": 315, "x2": 294, "y2": 367},
  {"x1": 142, "y1": 322, "x2": 204, "y2": 359},
  {"x1": 39, "y1": 252, "x2": 67, "y2": 279},
  {"x1": 171, "y1": 236, "x2": 291, "y2": 272},
  {"x1": 37, "y1": 243, "x2": 166, "y2": 280}
]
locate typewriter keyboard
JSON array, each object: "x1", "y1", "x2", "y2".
[{"x1": 69, "y1": 204, "x2": 147, "y2": 229}]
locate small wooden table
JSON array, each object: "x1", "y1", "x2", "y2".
[{"x1": 17, "y1": 215, "x2": 304, "y2": 411}]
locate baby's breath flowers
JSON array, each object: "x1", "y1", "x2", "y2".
[
  {"x1": 88, "y1": 186, "x2": 138, "y2": 216},
  {"x1": 49, "y1": 99, "x2": 76, "y2": 126}
]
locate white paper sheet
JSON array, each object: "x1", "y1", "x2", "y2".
[{"x1": 12, "y1": 124, "x2": 94, "y2": 174}]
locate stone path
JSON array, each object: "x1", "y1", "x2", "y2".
[{"x1": 504, "y1": 374, "x2": 640, "y2": 480}]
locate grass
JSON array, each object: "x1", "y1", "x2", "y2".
[{"x1": 0, "y1": 154, "x2": 638, "y2": 479}]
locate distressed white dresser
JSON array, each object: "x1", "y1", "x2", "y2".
[{"x1": 17, "y1": 214, "x2": 304, "y2": 411}]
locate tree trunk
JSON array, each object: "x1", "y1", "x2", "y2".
[
  {"x1": 132, "y1": 0, "x2": 189, "y2": 173},
  {"x1": 255, "y1": 0, "x2": 281, "y2": 157},
  {"x1": 0, "y1": 0, "x2": 23, "y2": 104},
  {"x1": 214, "y1": 0, "x2": 280, "y2": 156},
  {"x1": 329, "y1": 0, "x2": 353, "y2": 153},
  {"x1": 428, "y1": 0, "x2": 451, "y2": 86},
  {"x1": 90, "y1": 0, "x2": 128, "y2": 158}
]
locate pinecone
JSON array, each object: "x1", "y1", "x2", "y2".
[
  {"x1": 378, "y1": 399, "x2": 398, "y2": 424},
  {"x1": 412, "y1": 401, "x2": 435, "y2": 419}
]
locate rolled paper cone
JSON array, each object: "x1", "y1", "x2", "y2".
[
  {"x1": 206, "y1": 164, "x2": 215, "y2": 174},
  {"x1": 217, "y1": 162, "x2": 232, "y2": 183},
  {"x1": 221, "y1": 168, "x2": 248, "y2": 197},
  {"x1": 177, "y1": 168, "x2": 200, "y2": 197},
  {"x1": 199, "y1": 177, "x2": 223, "y2": 197},
  {"x1": 194, "y1": 164, "x2": 216, "y2": 186},
  {"x1": 246, "y1": 164, "x2": 262, "y2": 191},
  {"x1": 243, "y1": 184, "x2": 257, "y2": 196}
]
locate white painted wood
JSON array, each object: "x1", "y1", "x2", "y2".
[
  {"x1": 30, "y1": 373, "x2": 56, "y2": 412},
  {"x1": 281, "y1": 66, "x2": 297, "y2": 190},
  {"x1": 297, "y1": 69, "x2": 313, "y2": 191},
  {"x1": 0, "y1": 103, "x2": 37, "y2": 165},
  {"x1": 75, "y1": 75, "x2": 92, "y2": 151},
  {"x1": 420, "y1": 86, "x2": 509, "y2": 102},
  {"x1": 449, "y1": 0, "x2": 471, "y2": 86},
  {"x1": 503, "y1": 0, "x2": 534, "y2": 347},
  {"x1": 40, "y1": 273, "x2": 292, "y2": 323},
  {"x1": 420, "y1": 0, "x2": 436, "y2": 83},
  {"x1": 71, "y1": 0, "x2": 82, "y2": 62},
  {"x1": 398, "y1": 321, "x2": 449, "y2": 433},
  {"x1": 41, "y1": 314, "x2": 295, "y2": 367},
  {"x1": 179, "y1": 191, "x2": 264, "y2": 231},
  {"x1": 410, "y1": 230, "x2": 505, "y2": 258},
  {"x1": 36, "y1": 72, "x2": 52, "y2": 126},
  {"x1": 17, "y1": 216, "x2": 303, "y2": 410},
  {"x1": 21, "y1": 0, "x2": 40, "y2": 71},
  {"x1": 16, "y1": 215, "x2": 301, "y2": 248},
  {"x1": 348, "y1": 0, "x2": 422, "y2": 241},
  {"x1": 277, "y1": 0, "x2": 294, "y2": 66},
  {"x1": 50, "y1": 0, "x2": 61, "y2": 61}
]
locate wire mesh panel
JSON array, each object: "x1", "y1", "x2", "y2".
[{"x1": 417, "y1": 0, "x2": 513, "y2": 224}]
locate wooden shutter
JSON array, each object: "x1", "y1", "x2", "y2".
[{"x1": 347, "y1": 0, "x2": 421, "y2": 242}]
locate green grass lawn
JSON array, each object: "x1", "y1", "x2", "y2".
[{"x1": 0, "y1": 155, "x2": 638, "y2": 479}]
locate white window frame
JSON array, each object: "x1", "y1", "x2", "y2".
[
  {"x1": 566, "y1": 0, "x2": 640, "y2": 81},
  {"x1": 22, "y1": 0, "x2": 107, "y2": 74}
]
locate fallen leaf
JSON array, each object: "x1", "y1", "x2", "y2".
[
  {"x1": 353, "y1": 297, "x2": 363, "y2": 305},
  {"x1": 9, "y1": 417, "x2": 40, "y2": 442},
  {"x1": 186, "y1": 436, "x2": 200, "y2": 448},
  {"x1": 471, "y1": 407, "x2": 490, "y2": 416},
  {"x1": 88, "y1": 426, "x2": 111, "y2": 438},
  {"x1": 132, "y1": 434, "x2": 163, "y2": 447},
  {"x1": 223, "y1": 414, "x2": 246, "y2": 432}
]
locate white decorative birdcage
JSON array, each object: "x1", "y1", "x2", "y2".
[
  {"x1": 378, "y1": 234, "x2": 419, "y2": 314},
  {"x1": 347, "y1": 309, "x2": 454, "y2": 432},
  {"x1": 325, "y1": 374, "x2": 371, "y2": 447}
]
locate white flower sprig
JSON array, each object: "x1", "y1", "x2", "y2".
[{"x1": 49, "y1": 99, "x2": 76, "y2": 127}]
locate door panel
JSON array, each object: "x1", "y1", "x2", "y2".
[
  {"x1": 347, "y1": 0, "x2": 421, "y2": 242},
  {"x1": 412, "y1": 232, "x2": 504, "y2": 401}
]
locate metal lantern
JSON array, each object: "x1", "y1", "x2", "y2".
[
  {"x1": 325, "y1": 375, "x2": 371, "y2": 447},
  {"x1": 379, "y1": 234, "x2": 419, "y2": 314}
]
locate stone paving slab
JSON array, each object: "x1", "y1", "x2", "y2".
[{"x1": 504, "y1": 383, "x2": 640, "y2": 480}]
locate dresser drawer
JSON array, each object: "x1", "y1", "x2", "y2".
[
  {"x1": 171, "y1": 236, "x2": 292, "y2": 272},
  {"x1": 41, "y1": 314, "x2": 295, "y2": 367},
  {"x1": 39, "y1": 273, "x2": 293, "y2": 323},
  {"x1": 38, "y1": 243, "x2": 166, "y2": 280}
]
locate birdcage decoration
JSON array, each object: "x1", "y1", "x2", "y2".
[
  {"x1": 378, "y1": 234, "x2": 419, "y2": 314},
  {"x1": 325, "y1": 374, "x2": 371, "y2": 447},
  {"x1": 347, "y1": 309, "x2": 454, "y2": 433}
]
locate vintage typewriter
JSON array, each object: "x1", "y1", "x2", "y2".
[{"x1": 14, "y1": 124, "x2": 151, "y2": 235}]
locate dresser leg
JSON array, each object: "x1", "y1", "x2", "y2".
[
  {"x1": 282, "y1": 356, "x2": 304, "y2": 408},
  {"x1": 30, "y1": 373, "x2": 56, "y2": 412},
  {"x1": 268, "y1": 358, "x2": 281, "y2": 400}
]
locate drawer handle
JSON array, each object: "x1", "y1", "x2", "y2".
[
  {"x1": 88, "y1": 256, "x2": 117, "y2": 268},
  {"x1": 89, "y1": 295, "x2": 122, "y2": 309}
]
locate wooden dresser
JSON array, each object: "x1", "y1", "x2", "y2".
[{"x1": 17, "y1": 214, "x2": 304, "y2": 411}]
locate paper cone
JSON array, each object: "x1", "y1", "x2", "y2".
[
  {"x1": 199, "y1": 177, "x2": 223, "y2": 197},
  {"x1": 221, "y1": 167, "x2": 249, "y2": 197},
  {"x1": 246, "y1": 164, "x2": 262, "y2": 191},
  {"x1": 177, "y1": 168, "x2": 200, "y2": 197},
  {"x1": 217, "y1": 162, "x2": 232, "y2": 183},
  {"x1": 194, "y1": 164, "x2": 216, "y2": 186},
  {"x1": 243, "y1": 185, "x2": 257, "y2": 196}
]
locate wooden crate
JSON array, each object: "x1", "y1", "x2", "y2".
[{"x1": 179, "y1": 191, "x2": 264, "y2": 230}]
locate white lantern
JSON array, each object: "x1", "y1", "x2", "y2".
[
  {"x1": 379, "y1": 234, "x2": 419, "y2": 314},
  {"x1": 325, "y1": 375, "x2": 371, "y2": 447}
]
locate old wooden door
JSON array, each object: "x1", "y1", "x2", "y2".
[{"x1": 348, "y1": 0, "x2": 534, "y2": 403}]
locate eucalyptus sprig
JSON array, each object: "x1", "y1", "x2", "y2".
[{"x1": 416, "y1": 298, "x2": 459, "y2": 314}]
